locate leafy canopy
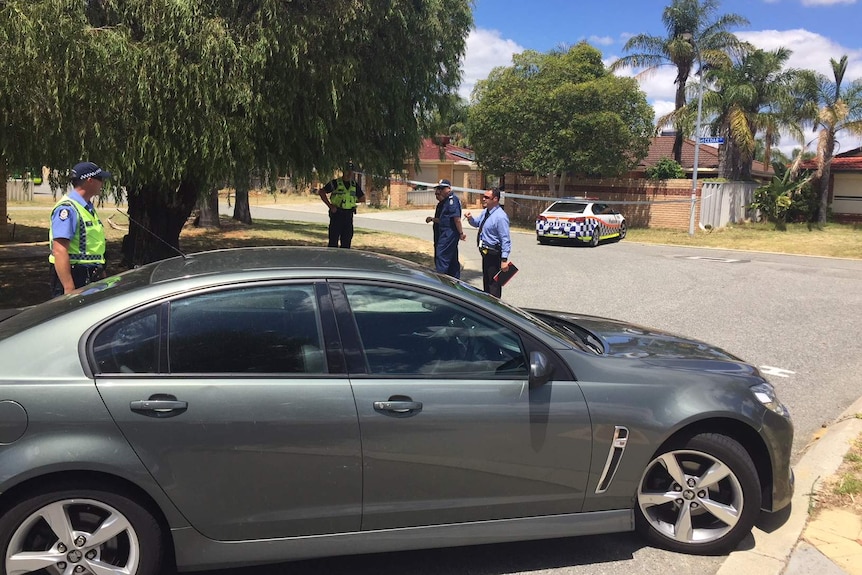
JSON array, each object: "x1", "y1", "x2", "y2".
[{"x1": 469, "y1": 43, "x2": 654, "y2": 178}]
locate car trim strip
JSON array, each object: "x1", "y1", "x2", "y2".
[{"x1": 595, "y1": 426, "x2": 629, "y2": 494}]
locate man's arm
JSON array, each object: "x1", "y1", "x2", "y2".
[
  {"x1": 318, "y1": 181, "x2": 336, "y2": 212},
  {"x1": 52, "y1": 238, "x2": 76, "y2": 294}
]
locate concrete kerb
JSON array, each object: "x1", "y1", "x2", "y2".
[{"x1": 716, "y1": 395, "x2": 862, "y2": 575}]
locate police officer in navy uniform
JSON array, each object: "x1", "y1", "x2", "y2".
[
  {"x1": 432, "y1": 179, "x2": 466, "y2": 278},
  {"x1": 318, "y1": 164, "x2": 365, "y2": 248},
  {"x1": 48, "y1": 161, "x2": 111, "y2": 297}
]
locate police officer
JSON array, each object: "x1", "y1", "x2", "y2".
[
  {"x1": 465, "y1": 187, "x2": 511, "y2": 297},
  {"x1": 48, "y1": 161, "x2": 111, "y2": 297},
  {"x1": 319, "y1": 164, "x2": 365, "y2": 248},
  {"x1": 432, "y1": 179, "x2": 466, "y2": 278}
]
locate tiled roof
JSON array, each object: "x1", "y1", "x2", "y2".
[
  {"x1": 417, "y1": 139, "x2": 475, "y2": 162},
  {"x1": 640, "y1": 135, "x2": 771, "y2": 176},
  {"x1": 799, "y1": 147, "x2": 862, "y2": 171}
]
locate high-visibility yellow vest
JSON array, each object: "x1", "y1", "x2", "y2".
[
  {"x1": 48, "y1": 196, "x2": 106, "y2": 265},
  {"x1": 331, "y1": 179, "x2": 359, "y2": 210}
]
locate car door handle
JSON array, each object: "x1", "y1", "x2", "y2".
[
  {"x1": 373, "y1": 400, "x2": 423, "y2": 415},
  {"x1": 130, "y1": 395, "x2": 188, "y2": 418}
]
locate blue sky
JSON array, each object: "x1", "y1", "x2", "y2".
[{"x1": 462, "y1": 0, "x2": 862, "y2": 153}]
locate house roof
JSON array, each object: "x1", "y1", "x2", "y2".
[
  {"x1": 640, "y1": 135, "x2": 772, "y2": 176},
  {"x1": 417, "y1": 139, "x2": 476, "y2": 163},
  {"x1": 799, "y1": 147, "x2": 862, "y2": 171}
]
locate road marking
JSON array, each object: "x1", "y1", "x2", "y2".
[
  {"x1": 677, "y1": 255, "x2": 748, "y2": 264},
  {"x1": 760, "y1": 366, "x2": 796, "y2": 378}
]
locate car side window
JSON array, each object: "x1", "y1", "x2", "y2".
[
  {"x1": 168, "y1": 285, "x2": 326, "y2": 374},
  {"x1": 344, "y1": 284, "x2": 528, "y2": 377},
  {"x1": 93, "y1": 307, "x2": 160, "y2": 374}
]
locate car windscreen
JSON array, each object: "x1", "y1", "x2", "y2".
[
  {"x1": 547, "y1": 202, "x2": 587, "y2": 213},
  {"x1": 0, "y1": 265, "x2": 155, "y2": 343}
]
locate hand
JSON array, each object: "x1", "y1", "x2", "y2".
[
  {"x1": 329, "y1": 205, "x2": 337, "y2": 214},
  {"x1": 459, "y1": 232, "x2": 466, "y2": 241},
  {"x1": 464, "y1": 211, "x2": 472, "y2": 219},
  {"x1": 501, "y1": 261, "x2": 510, "y2": 272},
  {"x1": 425, "y1": 216, "x2": 433, "y2": 223}
]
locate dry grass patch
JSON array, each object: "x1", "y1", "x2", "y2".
[{"x1": 814, "y1": 430, "x2": 862, "y2": 516}]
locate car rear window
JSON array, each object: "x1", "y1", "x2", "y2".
[{"x1": 547, "y1": 202, "x2": 587, "y2": 213}]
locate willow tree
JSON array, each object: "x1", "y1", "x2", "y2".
[
  {"x1": 1, "y1": 0, "x2": 472, "y2": 263},
  {"x1": 469, "y1": 43, "x2": 654, "y2": 193}
]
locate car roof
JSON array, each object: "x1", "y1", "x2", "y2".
[{"x1": 148, "y1": 246, "x2": 434, "y2": 284}]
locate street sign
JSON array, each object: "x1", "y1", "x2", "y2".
[{"x1": 699, "y1": 137, "x2": 725, "y2": 144}]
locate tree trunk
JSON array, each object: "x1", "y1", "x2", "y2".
[
  {"x1": 0, "y1": 161, "x2": 7, "y2": 240},
  {"x1": 672, "y1": 80, "x2": 687, "y2": 164},
  {"x1": 816, "y1": 133, "x2": 835, "y2": 224},
  {"x1": 197, "y1": 188, "x2": 221, "y2": 228},
  {"x1": 121, "y1": 181, "x2": 200, "y2": 267},
  {"x1": 232, "y1": 178, "x2": 252, "y2": 224}
]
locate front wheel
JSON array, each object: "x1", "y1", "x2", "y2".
[
  {"x1": 635, "y1": 433, "x2": 761, "y2": 555},
  {"x1": 0, "y1": 483, "x2": 165, "y2": 575},
  {"x1": 589, "y1": 229, "x2": 600, "y2": 247},
  {"x1": 618, "y1": 222, "x2": 627, "y2": 240}
]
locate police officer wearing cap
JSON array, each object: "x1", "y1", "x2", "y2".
[
  {"x1": 319, "y1": 164, "x2": 365, "y2": 248},
  {"x1": 431, "y1": 179, "x2": 466, "y2": 278},
  {"x1": 48, "y1": 161, "x2": 111, "y2": 296}
]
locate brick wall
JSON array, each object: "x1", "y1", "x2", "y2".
[{"x1": 503, "y1": 173, "x2": 700, "y2": 231}]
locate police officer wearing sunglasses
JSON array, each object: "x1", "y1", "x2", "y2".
[{"x1": 465, "y1": 187, "x2": 511, "y2": 297}]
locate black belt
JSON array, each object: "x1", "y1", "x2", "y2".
[{"x1": 479, "y1": 246, "x2": 501, "y2": 256}]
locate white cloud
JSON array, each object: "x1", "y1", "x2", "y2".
[
  {"x1": 589, "y1": 35, "x2": 615, "y2": 46},
  {"x1": 459, "y1": 28, "x2": 523, "y2": 100},
  {"x1": 801, "y1": 0, "x2": 856, "y2": 6},
  {"x1": 737, "y1": 29, "x2": 862, "y2": 79}
]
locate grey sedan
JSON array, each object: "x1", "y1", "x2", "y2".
[{"x1": 0, "y1": 247, "x2": 793, "y2": 575}]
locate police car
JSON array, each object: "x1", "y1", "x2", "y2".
[{"x1": 536, "y1": 199, "x2": 626, "y2": 246}]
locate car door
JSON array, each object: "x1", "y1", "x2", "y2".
[
  {"x1": 334, "y1": 282, "x2": 592, "y2": 530},
  {"x1": 91, "y1": 282, "x2": 362, "y2": 541}
]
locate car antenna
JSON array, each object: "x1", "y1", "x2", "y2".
[{"x1": 115, "y1": 209, "x2": 189, "y2": 259}]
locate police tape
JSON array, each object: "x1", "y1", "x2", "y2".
[{"x1": 362, "y1": 173, "x2": 694, "y2": 206}]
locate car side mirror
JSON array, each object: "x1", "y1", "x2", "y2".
[{"x1": 529, "y1": 351, "x2": 554, "y2": 389}]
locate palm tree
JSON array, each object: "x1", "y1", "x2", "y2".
[
  {"x1": 610, "y1": 0, "x2": 748, "y2": 163},
  {"x1": 702, "y1": 46, "x2": 804, "y2": 180},
  {"x1": 796, "y1": 55, "x2": 862, "y2": 223}
]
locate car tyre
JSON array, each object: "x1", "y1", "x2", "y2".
[
  {"x1": 635, "y1": 433, "x2": 761, "y2": 555},
  {"x1": 0, "y1": 482, "x2": 165, "y2": 575},
  {"x1": 537, "y1": 235, "x2": 550, "y2": 245},
  {"x1": 618, "y1": 222, "x2": 627, "y2": 240},
  {"x1": 589, "y1": 229, "x2": 600, "y2": 247}
]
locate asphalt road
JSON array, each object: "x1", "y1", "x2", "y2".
[{"x1": 204, "y1": 202, "x2": 862, "y2": 575}]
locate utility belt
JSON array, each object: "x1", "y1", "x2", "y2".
[
  {"x1": 53, "y1": 263, "x2": 106, "y2": 284},
  {"x1": 478, "y1": 241, "x2": 501, "y2": 256}
]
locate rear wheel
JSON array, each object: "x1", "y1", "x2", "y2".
[
  {"x1": 635, "y1": 433, "x2": 761, "y2": 555},
  {"x1": 537, "y1": 235, "x2": 550, "y2": 245},
  {"x1": 0, "y1": 483, "x2": 165, "y2": 575}
]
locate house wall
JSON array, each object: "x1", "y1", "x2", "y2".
[
  {"x1": 832, "y1": 173, "x2": 862, "y2": 217},
  {"x1": 502, "y1": 173, "x2": 700, "y2": 231}
]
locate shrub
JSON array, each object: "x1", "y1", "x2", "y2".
[{"x1": 646, "y1": 157, "x2": 685, "y2": 180}]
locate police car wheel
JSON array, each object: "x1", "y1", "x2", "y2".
[
  {"x1": 619, "y1": 222, "x2": 627, "y2": 240},
  {"x1": 537, "y1": 235, "x2": 550, "y2": 245},
  {"x1": 589, "y1": 230, "x2": 600, "y2": 247}
]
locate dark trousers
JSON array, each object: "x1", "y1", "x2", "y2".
[
  {"x1": 328, "y1": 209, "x2": 355, "y2": 248},
  {"x1": 435, "y1": 231, "x2": 460, "y2": 278},
  {"x1": 49, "y1": 264, "x2": 105, "y2": 297},
  {"x1": 480, "y1": 250, "x2": 503, "y2": 298}
]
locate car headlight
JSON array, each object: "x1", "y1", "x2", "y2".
[{"x1": 751, "y1": 381, "x2": 791, "y2": 417}]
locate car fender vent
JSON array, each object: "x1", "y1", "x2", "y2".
[{"x1": 595, "y1": 426, "x2": 629, "y2": 494}]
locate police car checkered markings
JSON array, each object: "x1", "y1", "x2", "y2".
[{"x1": 760, "y1": 366, "x2": 796, "y2": 378}]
